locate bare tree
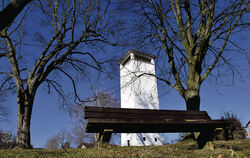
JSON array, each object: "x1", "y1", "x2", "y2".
[
  {"x1": 55, "y1": 128, "x2": 71, "y2": 148},
  {"x1": 217, "y1": 112, "x2": 246, "y2": 140},
  {"x1": 45, "y1": 136, "x2": 59, "y2": 149},
  {"x1": 119, "y1": 0, "x2": 249, "y2": 111},
  {"x1": 0, "y1": 0, "x2": 118, "y2": 148},
  {"x1": 0, "y1": 0, "x2": 32, "y2": 31},
  {"x1": 45, "y1": 128, "x2": 72, "y2": 149},
  {"x1": 69, "y1": 90, "x2": 120, "y2": 147},
  {"x1": 46, "y1": 91, "x2": 120, "y2": 149},
  {"x1": 0, "y1": 130, "x2": 16, "y2": 149},
  {"x1": 0, "y1": 92, "x2": 8, "y2": 122}
]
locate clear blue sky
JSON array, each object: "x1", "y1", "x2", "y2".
[{"x1": 0, "y1": 1, "x2": 250, "y2": 148}]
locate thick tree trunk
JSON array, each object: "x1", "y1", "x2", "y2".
[
  {"x1": 184, "y1": 71, "x2": 215, "y2": 149},
  {"x1": 185, "y1": 88, "x2": 200, "y2": 111},
  {"x1": 16, "y1": 89, "x2": 34, "y2": 149},
  {"x1": 185, "y1": 67, "x2": 201, "y2": 111}
]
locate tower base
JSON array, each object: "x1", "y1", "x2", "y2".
[{"x1": 121, "y1": 133, "x2": 164, "y2": 146}]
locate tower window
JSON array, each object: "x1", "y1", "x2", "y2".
[
  {"x1": 143, "y1": 137, "x2": 146, "y2": 141},
  {"x1": 155, "y1": 138, "x2": 157, "y2": 142}
]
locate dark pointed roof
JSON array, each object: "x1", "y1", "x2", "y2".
[{"x1": 118, "y1": 49, "x2": 157, "y2": 65}]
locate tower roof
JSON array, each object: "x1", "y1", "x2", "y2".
[{"x1": 118, "y1": 49, "x2": 157, "y2": 65}]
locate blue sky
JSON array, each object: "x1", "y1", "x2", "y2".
[{"x1": 0, "y1": 1, "x2": 250, "y2": 148}]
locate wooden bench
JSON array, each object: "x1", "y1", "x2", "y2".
[{"x1": 84, "y1": 106, "x2": 232, "y2": 149}]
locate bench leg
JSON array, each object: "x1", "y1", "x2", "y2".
[
  {"x1": 197, "y1": 128, "x2": 215, "y2": 150},
  {"x1": 97, "y1": 129, "x2": 113, "y2": 148}
]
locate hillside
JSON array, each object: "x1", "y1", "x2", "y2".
[{"x1": 0, "y1": 139, "x2": 249, "y2": 158}]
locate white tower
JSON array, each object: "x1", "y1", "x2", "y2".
[{"x1": 119, "y1": 50, "x2": 163, "y2": 146}]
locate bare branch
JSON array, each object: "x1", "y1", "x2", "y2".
[
  {"x1": 45, "y1": 78, "x2": 68, "y2": 106},
  {"x1": 0, "y1": 72, "x2": 14, "y2": 78},
  {"x1": 201, "y1": 1, "x2": 248, "y2": 82},
  {"x1": 71, "y1": 51, "x2": 102, "y2": 69},
  {"x1": 55, "y1": 67, "x2": 82, "y2": 103},
  {"x1": 0, "y1": 76, "x2": 14, "y2": 91},
  {"x1": 8, "y1": 7, "x2": 29, "y2": 36},
  {"x1": 0, "y1": 53, "x2": 8, "y2": 58},
  {"x1": 0, "y1": 0, "x2": 32, "y2": 31}
]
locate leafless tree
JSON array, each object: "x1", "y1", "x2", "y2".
[
  {"x1": 69, "y1": 90, "x2": 120, "y2": 147},
  {"x1": 119, "y1": 0, "x2": 250, "y2": 111},
  {"x1": 0, "y1": 0, "x2": 118, "y2": 148},
  {"x1": 0, "y1": 92, "x2": 8, "y2": 122},
  {"x1": 0, "y1": 130, "x2": 16, "y2": 149},
  {"x1": 45, "y1": 91, "x2": 120, "y2": 148},
  {"x1": 45, "y1": 136, "x2": 59, "y2": 149},
  {"x1": 45, "y1": 128, "x2": 72, "y2": 149}
]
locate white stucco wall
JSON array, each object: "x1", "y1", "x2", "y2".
[{"x1": 120, "y1": 52, "x2": 163, "y2": 146}]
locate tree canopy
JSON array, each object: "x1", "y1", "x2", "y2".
[
  {"x1": 0, "y1": 0, "x2": 119, "y2": 148},
  {"x1": 118, "y1": 0, "x2": 250, "y2": 110}
]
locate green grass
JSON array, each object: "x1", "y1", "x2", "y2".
[{"x1": 0, "y1": 139, "x2": 249, "y2": 158}]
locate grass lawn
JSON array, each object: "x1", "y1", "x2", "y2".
[{"x1": 0, "y1": 139, "x2": 249, "y2": 158}]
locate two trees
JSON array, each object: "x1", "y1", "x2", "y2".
[{"x1": 0, "y1": 0, "x2": 249, "y2": 148}]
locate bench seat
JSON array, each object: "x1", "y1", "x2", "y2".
[
  {"x1": 86, "y1": 118, "x2": 231, "y2": 133},
  {"x1": 84, "y1": 106, "x2": 232, "y2": 148}
]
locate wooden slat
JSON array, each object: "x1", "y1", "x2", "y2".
[
  {"x1": 86, "y1": 120, "x2": 231, "y2": 133},
  {"x1": 84, "y1": 106, "x2": 209, "y2": 115},
  {"x1": 87, "y1": 118, "x2": 214, "y2": 124},
  {"x1": 84, "y1": 112, "x2": 211, "y2": 120},
  {"x1": 87, "y1": 118, "x2": 232, "y2": 127},
  {"x1": 84, "y1": 106, "x2": 211, "y2": 119}
]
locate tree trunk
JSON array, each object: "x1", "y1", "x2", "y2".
[
  {"x1": 16, "y1": 89, "x2": 34, "y2": 149},
  {"x1": 185, "y1": 68, "x2": 201, "y2": 111},
  {"x1": 185, "y1": 88, "x2": 200, "y2": 111}
]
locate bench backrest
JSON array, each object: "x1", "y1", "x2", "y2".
[{"x1": 84, "y1": 106, "x2": 211, "y2": 121}]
